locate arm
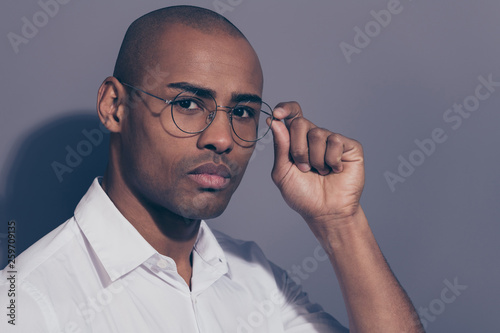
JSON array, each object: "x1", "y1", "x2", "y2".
[
  {"x1": 309, "y1": 208, "x2": 422, "y2": 332},
  {"x1": 268, "y1": 102, "x2": 424, "y2": 333}
]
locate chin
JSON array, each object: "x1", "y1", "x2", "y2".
[
  {"x1": 175, "y1": 194, "x2": 230, "y2": 220},
  {"x1": 178, "y1": 207, "x2": 226, "y2": 221}
]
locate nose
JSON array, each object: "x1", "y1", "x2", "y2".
[{"x1": 196, "y1": 107, "x2": 234, "y2": 154}]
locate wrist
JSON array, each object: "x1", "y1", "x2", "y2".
[
  {"x1": 304, "y1": 205, "x2": 365, "y2": 231},
  {"x1": 304, "y1": 207, "x2": 371, "y2": 255}
]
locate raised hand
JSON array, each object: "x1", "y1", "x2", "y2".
[{"x1": 268, "y1": 102, "x2": 365, "y2": 229}]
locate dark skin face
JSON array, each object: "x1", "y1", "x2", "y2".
[
  {"x1": 97, "y1": 24, "x2": 263, "y2": 285},
  {"x1": 121, "y1": 28, "x2": 262, "y2": 220}
]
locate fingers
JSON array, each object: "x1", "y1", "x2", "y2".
[
  {"x1": 272, "y1": 101, "x2": 362, "y2": 176},
  {"x1": 290, "y1": 125, "x2": 361, "y2": 175},
  {"x1": 307, "y1": 128, "x2": 331, "y2": 175},
  {"x1": 324, "y1": 133, "x2": 346, "y2": 173},
  {"x1": 274, "y1": 101, "x2": 304, "y2": 127},
  {"x1": 268, "y1": 115, "x2": 291, "y2": 175},
  {"x1": 325, "y1": 134, "x2": 363, "y2": 172},
  {"x1": 289, "y1": 117, "x2": 314, "y2": 172},
  {"x1": 273, "y1": 102, "x2": 311, "y2": 172}
]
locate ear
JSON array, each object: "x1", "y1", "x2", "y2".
[{"x1": 97, "y1": 76, "x2": 129, "y2": 133}]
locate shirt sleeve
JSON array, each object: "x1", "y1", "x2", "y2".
[{"x1": 270, "y1": 261, "x2": 349, "y2": 333}]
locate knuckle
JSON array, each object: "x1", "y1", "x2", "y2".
[
  {"x1": 327, "y1": 133, "x2": 342, "y2": 144},
  {"x1": 290, "y1": 116, "x2": 308, "y2": 129},
  {"x1": 325, "y1": 154, "x2": 340, "y2": 165},
  {"x1": 289, "y1": 101, "x2": 301, "y2": 109},
  {"x1": 307, "y1": 127, "x2": 326, "y2": 141}
]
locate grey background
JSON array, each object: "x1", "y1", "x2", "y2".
[{"x1": 1, "y1": 0, "x2": 499, "y2": 332}]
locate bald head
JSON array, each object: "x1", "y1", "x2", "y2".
[{"x1": 113, "y1": 5, "x2": 248, "y2": 84}]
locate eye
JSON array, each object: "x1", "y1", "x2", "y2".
[
  {"x1": 232, "y1": 106, "x2": 256, "y2": 119},
  {"x1": 176, "y1": 99, "x2": 201, "y2": 110}
]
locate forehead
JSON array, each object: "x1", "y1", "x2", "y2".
[{"x1": 148, "y1": 24, "x2": 263, "y2": 98}]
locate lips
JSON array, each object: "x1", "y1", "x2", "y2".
[{"x1": 187, "y1": 163, "x2": 232, "y2": 190}]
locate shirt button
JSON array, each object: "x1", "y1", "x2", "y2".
[{"x1": 157, "y1": 259, "x2": 168, "y2": 269}]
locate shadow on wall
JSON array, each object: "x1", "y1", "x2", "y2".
[{"x1": 0, "y1": 113, "x2": 109, "y2": 268}]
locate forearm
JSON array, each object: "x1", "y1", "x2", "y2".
[{"x1": 307, "y1": 207, "x2": 424, "y2": 333}]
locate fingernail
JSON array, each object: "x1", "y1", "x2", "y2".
[
  {"x1": 319, "y1": 169, "x2": 330, "y2": 176},
  {"x1": 297, "y1": 163, "x2": 311, "y2": 172}
]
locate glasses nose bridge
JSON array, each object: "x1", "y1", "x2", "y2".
[
  {"x1": 206, "y1": 104, "x2": 234, "y2": 128},
  {"x1": 215, "y1": 104, "x2": 234, "y2": 113},
  {"x1": 207, "y1": 104, "x2": 234, "y2": 120}
]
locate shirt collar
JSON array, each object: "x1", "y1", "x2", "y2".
[
  {"x1": 74, "y1": 177, "x2": 229, "y2": 283},
  {"x1": 193, "y1": 218, "x2": 230, "y2": 278}
]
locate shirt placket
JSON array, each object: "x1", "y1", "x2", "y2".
[{"x1": 145, "y1": 255, "x2": 203, "y2": 332}]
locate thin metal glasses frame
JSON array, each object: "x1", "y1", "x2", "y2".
[{"x1": 120, "y1": 81, "x2": 273, "y2": 142}]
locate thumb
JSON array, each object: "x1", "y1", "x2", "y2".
[{"x1": 268, "y1": 117, "x2": 292, "y2": 177}]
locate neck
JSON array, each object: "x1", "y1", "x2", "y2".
[{"x1": 101, "y1": 166, "x2": 200, "y2": 267}]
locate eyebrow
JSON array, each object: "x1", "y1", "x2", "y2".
[{"x1": 166, "y1": 82, "x2": 263, "y2": 104}]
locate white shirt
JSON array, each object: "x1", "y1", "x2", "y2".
[{"x1": 1, "y1": 177, "x2": 347, "y2": 333}]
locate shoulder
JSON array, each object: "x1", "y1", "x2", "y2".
[
  {"x1": 0, "y1": 218, "x2": 83, "y2": 332},
  {"x1": 0, "y1": 217, "x2": 81, "y2": 283}
]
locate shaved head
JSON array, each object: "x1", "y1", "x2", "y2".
[{"x1": 113, "y1": 5, "x2": 248, "y2": 84}]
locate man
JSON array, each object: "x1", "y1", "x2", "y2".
[{"x1": 1, "y1": 5, "x2": 424, "y2": 332}]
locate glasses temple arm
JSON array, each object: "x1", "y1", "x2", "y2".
[{"x1": 119, "y1": 81, "x2": 172, "y2": 104}]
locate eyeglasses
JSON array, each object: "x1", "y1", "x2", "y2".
[{"x1": 120, "y1": 81, "x2": 273, "y2": 142}]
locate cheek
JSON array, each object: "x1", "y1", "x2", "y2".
[
  {"x1": 218, "y1": 148, "x2": 254, "y2": 198},
  {"x1": 231, "y1": 146, "x2": 255, "y2": 178},
  {"x1": 121, "y1": 112, "x2": 180, "y2": 188}
]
